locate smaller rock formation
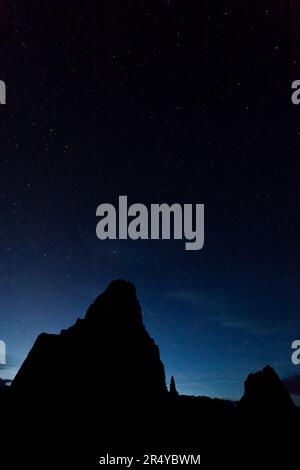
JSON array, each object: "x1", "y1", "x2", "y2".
[
  {"x1": 169, "y1": 376, "x2": 179, "y2": 397},
  {"x1": 240, "y1": 365, "x2": 295, "y2": 408}
]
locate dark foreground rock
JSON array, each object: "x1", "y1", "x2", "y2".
[{"x1": 1, "y1": 280, "x2": 299, "y2": 468}]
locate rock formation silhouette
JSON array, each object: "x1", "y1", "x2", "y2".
[
  {"x1": 2, "y1": 280, "x2": 299, "y2": 468},
  {"x1": 240, "y1": 365, "x2": 295, "y2": 408},
  {"x1": 169, "y1": 375, "x2": 179, "y2": 397},
  {"x1": 10, "y1": 282, "x2": 297, "y2": 414},
  {"x1": 12, "y1": 279, "x2": 167, "y2": 400}
]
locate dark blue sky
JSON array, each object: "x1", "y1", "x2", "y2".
[{"x1": 0, "y1": 1, "x2": 299, "y2": 401}]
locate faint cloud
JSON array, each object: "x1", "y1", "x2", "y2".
[
  {"x1": 175, "y1": 371, "x2": 242, "y2": 399},
  {"x1": 216, "y1": 317, "x2": 280, "y2": 335},
  {"x1": 166, "y1": 289, "x2": 280, "y2": 336},
  {"x1": 165, "y1": 289, "x2": 204, "y2": 307},
  {"x1": 164, "y1": 289, "x2": 215, "y2": 313}
]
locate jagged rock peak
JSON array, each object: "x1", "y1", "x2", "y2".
[
  {"x1": 240, "y1": 365, "x2": 295, "y2": 408},
  {"x1": 85, "y1": 279, "x2": 143, "y2": 326}
]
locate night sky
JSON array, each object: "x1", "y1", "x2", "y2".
[{"x1": 0, "y1": 1, "x2": 299, "y2": 401}]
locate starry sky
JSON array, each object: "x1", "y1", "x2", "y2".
[{"x1": 0, "y1": 1, "x2": 299, "y2": 401}]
